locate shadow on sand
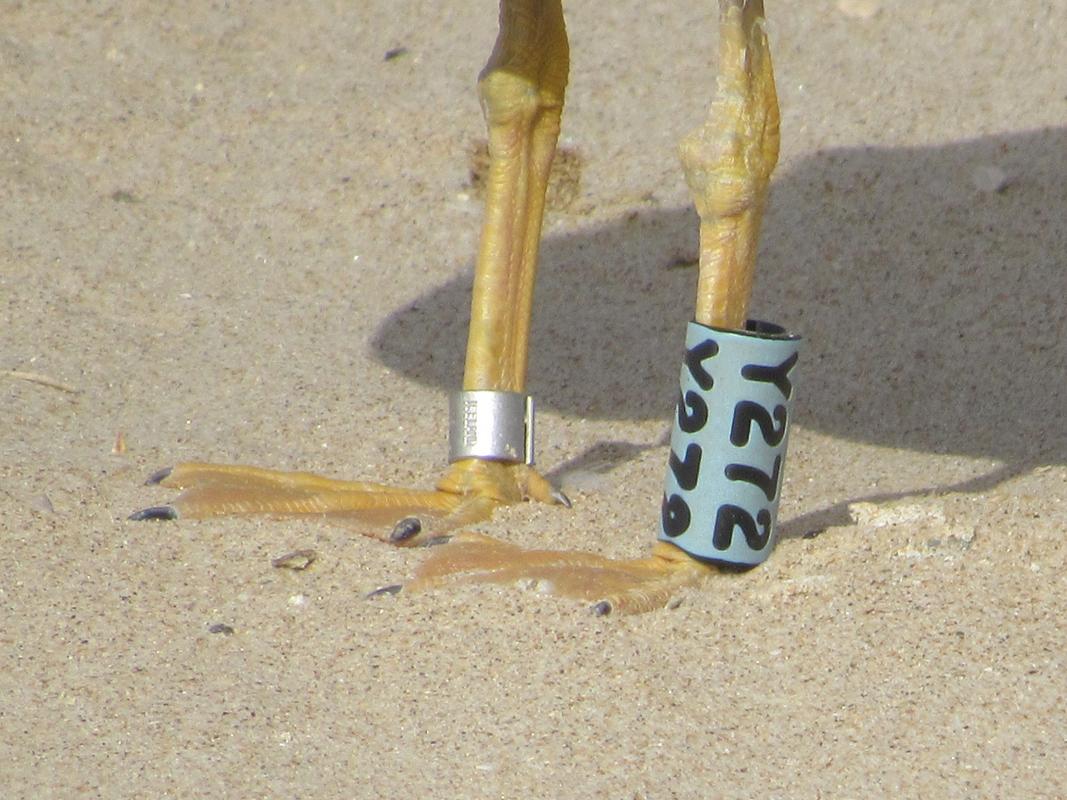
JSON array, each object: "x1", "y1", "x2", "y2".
[{"x1": 372, "y1": 128, "x2": 1067, "y2": 531}]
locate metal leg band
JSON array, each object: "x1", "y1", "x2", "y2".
[
  {"x1": 659, "y1": 320, "x2": 802, "y2": 566},
  {"x1": 448, "y1": 390, "x2": 535, "y2": 465}
]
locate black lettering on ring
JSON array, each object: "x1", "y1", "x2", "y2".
[
  {"x1": 741, "y1": 352, "x2": 798, "y2": 399},
  {"x1": 661, "y1": 493, "x2": 691, "y2": 537},
  {"x1": 684, "y1": 339, "x2": 718, "y2": 391},
  {"x1": 712, "y1": 505, "x2": 772, "y2": 551},
  {"x1": 724, "y1": 455, "x2": 782, "y2": 501},
  {"x1": 677, "y1": 390, "x2": 708, "y2": 433},
  {"x1": 730, "y1": 401, "x2": 787, "y2": 447},
  {"x1": 668, "y1": 443, "x2": 702, "y2": 491}
]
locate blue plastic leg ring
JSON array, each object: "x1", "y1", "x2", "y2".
[{"x1": 659, "y1": 320, "x2": 802, "y2": 566}]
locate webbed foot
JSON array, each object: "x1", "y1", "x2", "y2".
[
  {"x1": 396, "y1": 537, "x2": 718, "y2": 615},
  {"x1": 131, "y1": 458, "x2": 568, "y2": 545}
]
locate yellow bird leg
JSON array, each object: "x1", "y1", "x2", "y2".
[
  {"x1": 133, "y1": 0, "x2": 570, "y2": 541},
  {"x1": 408, "y1": 0, "x2": 782, "y2": 613},
  {"x1": 682, "y1": 0, "x2": 780, "y2": 328},
  {"x1": 464, "y1": 0, "x2": 568, "y2": 392}
]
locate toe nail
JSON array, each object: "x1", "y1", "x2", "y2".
[
  {"x1": 144, "y1": 467, "x2": 173, "y2": 486},
  {"x1": 366, "y1": 584, "x2": 402, "y2": 598},
  {"x1": 592, "y1": 600, "x2": 612, "y2": 617},
  {"x1": 389, "y1": 517, "x2": 422, "y2": 543},
  {"x1": 552, "y1": 488, "x2": 572, "y2": 508},
  {"x1": 129, "y1": 505, "x2": 178, "y2": 521}
]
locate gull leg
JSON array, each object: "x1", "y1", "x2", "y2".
[
  {"x1": 408, "y1": 0, "x2": 783, "y2": 612},
  {"x1": 132, "y1": 0, "x2": 571, "y2": 542},
  {"x1": 682, "y1": 0, "x2": 779, "y2": 329},
  {"x1": 434, "y1": 0, "x2": 571, "y2": 521}
]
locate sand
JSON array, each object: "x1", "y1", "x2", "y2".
[{"x1": 2, "y1": 1, "x2": 1066, "y2": 797}]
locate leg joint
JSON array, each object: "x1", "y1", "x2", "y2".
[{"x1": 477, "y1": 69, "x2": 563, "y2": 129}]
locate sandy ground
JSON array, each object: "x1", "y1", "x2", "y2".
[{"x1": 3, "y1": 1, "x2": 1066, "y2": 797}]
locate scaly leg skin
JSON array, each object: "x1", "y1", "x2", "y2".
[
  {"x1": 406, "y1": 0, "x2": 781, "y2": 613},
  {"x1": 132, "y1": 0, "x2": 571, "y2": 544}
]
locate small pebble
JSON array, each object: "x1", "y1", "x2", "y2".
[
  {"x1": 849, "y1": 501, "x2": 945, "y2": 528},
  {"x1": 971, "y1": 164, "x2": 1013, "y2": 193},
  {"x1": 30, "y1": 494, "x2": 55, "y2": 514},
  {"x1": 837, "y1": 0, "x2": 881, "y2": 18},
  {"x1": 271, "y1": 549, "x2": 317, "y2": 570},
  {"x1": 559, "y1": 469, "x2": 610, "y2": 495}
]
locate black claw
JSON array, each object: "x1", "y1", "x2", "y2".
[
  {"x1": 129, "y1": 505, "x2": 179, "y2": 521},
  {"x1": 144, "y1": 467, "x2": 173, "y2": 486},
  {"x1": 388, "y1": 517, "x2": 422, "y2": 543},
  {"x1": 366, "y1": 584, "x2": 402, "y2": 599},
  {"x1": 552, "y1": 488, "x2": 572, "y2": 509},
  {"x1": 592, "y1": 600, "x2": 612, "y2": 617}
]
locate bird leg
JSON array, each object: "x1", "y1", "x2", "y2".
[
  {"x1": 132, "y1": 0, "x2": 571, "y2": 543},
  {"x1": 406, "y1": 0, "x2": 782, "y2": 612},
  {"x1": 682, "y1": 0, "x2": 779, "y2": 329}
]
